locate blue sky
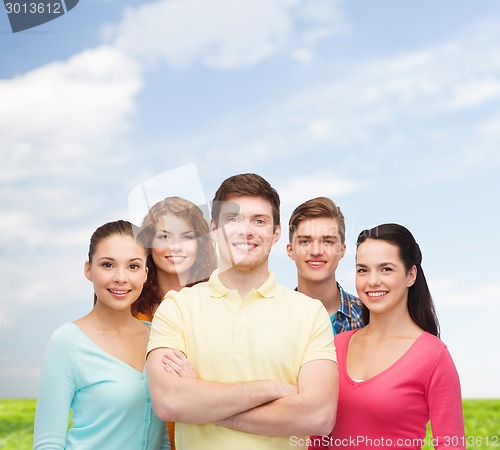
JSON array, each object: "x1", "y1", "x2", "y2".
[{"x1": 1, "y1": 0, "x2": 499, "y2": 398}]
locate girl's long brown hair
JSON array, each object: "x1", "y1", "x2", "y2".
[{"x1": 132, "y1": 197, "x2": 217, "y2": 318}]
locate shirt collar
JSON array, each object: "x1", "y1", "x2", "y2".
[
  {"x1": 208, "y1": 269, "x2": 276, "y2": 299},
  {"x1": 337, "y1": 282, "x2": 355, "y2": 317},
  {"x1": 255, "y1": 271, "x2": 276, "y2": 298}
]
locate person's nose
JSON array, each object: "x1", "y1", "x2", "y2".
[
  {"x1": 237, "y1": 219, "x2": 254, "y2": 238},
  {"x1": 367, "y1": 270, "x2": 381, "y2": 287},
  {"x1": 309, "y1": 240, "x2": 323, "y2": 256},
  {"x1": 169, "y1": 238, "x2": 183, "y2": 253},
  {"x1": 113, "y1": 267, "x2": 128, "y2": 284}
]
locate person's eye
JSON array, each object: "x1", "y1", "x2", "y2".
[
  {"x1": 183, "y1": 234, "x2": 195, "y2": 241},
  {"x1": 157, "y1": 234, "x2": 170, "y2": 240},
  {"x1": 299, "y1": 240, "x2": 310, "y2": 245},
  {"x1": 324, "y1": 240, "x2": 335, "y2": 245},
  {"x1": 227, "y1": 216, "x2": 239, "y2": 223},
  {"x1": 129, "y1": 263, "x2": 141, "y2": 270},
  {"x1": 102, "y1": 262, "x2": 113, "y2": 268},
  {"x1": 381, "y1": 267, "x2": 393, "y2": 272},
  {"x1": 356, "y1": 268, "x2": 367, "y2": 274},
  {"x1": 255, "y1": 219, "x2": 265, "y2": 225}
]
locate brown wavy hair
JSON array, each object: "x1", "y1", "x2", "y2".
[{"x1": 132, "y1": 197, "x2": 217, "y2": 318}]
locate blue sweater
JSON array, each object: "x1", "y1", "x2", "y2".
[{"x1": 34, "y1": 322, "x2": 169, "y2": 450}]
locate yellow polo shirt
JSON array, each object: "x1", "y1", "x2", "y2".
[{"x1": 148, "y1": 270, "x2": 336, "y2": 450}]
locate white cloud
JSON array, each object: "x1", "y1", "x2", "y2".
[
  {"x1": 477, "y1": 114, "x2": 500, "y2": 137},
  {"x1": 292, "y1": 47, "x2": 314, "y2": 65},
  {"x1": 0, "y1": 45, "x2": 142, "y2": 182},
  {"x1": 443, "y1": 78, "x2": 500, "y2": 110},
  {"x1": 431, "y1": 279, "x2": 500, "y2": 311},
  {"x1": 175, "y1": 26, "x2": 500, "y2": 176},
  {"x1": 214, "y1": 19, "x2": 500, "y2": 177},
  {"x1": 0, "y1": 250, "x2": 91, "y2": 322},
  {"x1": 107, "y1": 0, "x2": 346, "y2": 69},
  {"x1": 277, "y1": 172, "x2": 361, "y2": 212}
]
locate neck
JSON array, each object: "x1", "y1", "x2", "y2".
[
  {"x1": 89, "y1": 303, "x2": 137, "y2": 329},
  {"x1": 364, "y1": 305, "x2": 421, "y2": 338},
  {"x1": 297, "y1": 275, "x2": 340, "y2": 317},
  {"x1": 156, "y1": 269, "x2": 184, "y2": 297},
  {"x1": 218, "y1": 264, "x2": 270, "y2": 299}
]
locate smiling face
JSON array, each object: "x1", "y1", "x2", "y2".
[
  {"x1": 84, "y1": 234, "x2": 148, "y2": 311},
  {"x1": 151, "y1": 214, "x2": 198, "y2": 278},
  {"x1": 287, "y1": 217, "x2": 346, "y2": 284},
  {"x1": 355, "y1": 238, "x2": 416, "y2": 318},
  {"x1": 212, "y1": 195, "x2": 281, "y2": 273}
]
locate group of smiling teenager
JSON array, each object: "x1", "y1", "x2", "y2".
[{"x1": 33, "y1": 173, "x2": 465, "y2": 450}]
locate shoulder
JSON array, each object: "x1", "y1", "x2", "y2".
[
  {"x1": 334, "y1": 329, "x2": 356, "y2": 346},
  {"x1": 338, "y1": 283, "x2": 362, "y2": 305},
  {"x1": 275, "y1": 284, "x2": 328, "y2": 312},
  {"x1": 153, "y1": 283, "x2": 210, "y2": 321},
  {"x1": 178, "y1": 279, "x2": 211, "y2": 299},
  {"x1": 271, "y1": 285, "x2": 335, "y2": 335},
  {"x1": 162, "y1": 281, "x2": 210, "y2": 306},
  {"x1": 48, "y1": 322, "x2": 79, "y2": 343},
  {"x1": 276, "y1": 283, "x2": 319, "y2": 302},
  {"x1": 417, "y1": 332, "x2": 447, "y2": 351},
  {"x1": 413, "y1": 334, "x2": 461, "y2": 393},
  {"x1": 348, "y1": 296, "x2": 363, "y2": 309},
  {"x1": 42, "y1": 323, "x2": 81, "y2": 367},
  {"x1": 410, "y1": 332, "x2": 455, "y2": 371}
]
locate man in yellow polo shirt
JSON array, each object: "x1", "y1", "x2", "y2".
[{"x1": 147, "y1": 173, "x2": 338, "y2": 450}]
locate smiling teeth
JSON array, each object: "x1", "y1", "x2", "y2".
[
  {"x1": 308, "y1": 261, "x2": 325, "y2": 266},
  {"x1": 235, "y1": 244, "x2": 254, "y2": 251},
  {"x1": 367, "y1": 291, "x2": 387, "y2": 297},
  {"x1": 168, "y1": 256, "x2": 185, "y2": 262},
  {"x1": 109, "y1": 290, "x2": 128, "y2": 295}
]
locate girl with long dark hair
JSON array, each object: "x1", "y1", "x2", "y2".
[{"x1": 310, "y1": 223, "x2": 464, "y2": 450}]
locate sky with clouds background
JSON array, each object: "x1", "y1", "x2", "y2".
[{"x1": 1, "y1": 0, "x2": 499, "y2": 398}]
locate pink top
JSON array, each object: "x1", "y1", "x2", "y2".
[{"x1": 310, "y1": 330, "x2": 465, "y2": 450}]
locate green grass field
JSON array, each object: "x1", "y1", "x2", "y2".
[
  {"x1": 0, "y1": 399, "x2": 36, "y2": 450},
  {"x1": 1, "y1": 399, "x2": 498, "y2": 449}
]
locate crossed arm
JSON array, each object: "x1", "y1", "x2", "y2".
[
  {"x1": 215, "y1": 357, "x2": 338, "y2": 437},
  {"x1": 146, "y1": 347, "x2": 298, "y2": 424},
  {"x1": 149, "y1": 348, "x2": 338, "y2": 437}
]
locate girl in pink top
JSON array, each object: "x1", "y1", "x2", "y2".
[{"x1": 310, "y1": 223, "x2": 465, "y2": 450}]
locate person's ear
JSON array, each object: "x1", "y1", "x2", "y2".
[
  {"x1": 286, "y1": 242, "x2": 295, "y2": 261},
  {"x1": 271, "y1": 224, "x2": 281, "y2": 246},
  {"x1": 84, "y1": 261, "x2": 92, "y2": 282},
  {"x1": 210, "y1": 219, "x2": 218, "y2": 243},
  {"x1": 407, "y1": 265, "x2": 417, "y2": 287}
]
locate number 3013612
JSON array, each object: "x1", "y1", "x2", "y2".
[
  {"x1": 442, "y1": 436, "x2": 499, "y2": 447},
  {"x1": 5, "y1": 3, "x2": 62, "y2": 14}
]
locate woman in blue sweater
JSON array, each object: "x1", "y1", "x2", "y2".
[{"x1": 34, "y1": 220, "x2": 169, "y2": 450}]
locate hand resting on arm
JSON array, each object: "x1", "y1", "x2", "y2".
[
  {"x1": 147, "y1": 347, "x2": 298, "y2": 424},
  {"x1": 162, "y1": 350, "x2": 338, "y2": 437}
]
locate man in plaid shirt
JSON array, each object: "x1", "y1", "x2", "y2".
[{"x1": 287, "y1": 197, "x2": 364, "y2": 334}]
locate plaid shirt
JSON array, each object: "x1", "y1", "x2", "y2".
[{"x1": 331, "y1": 283, "x2": 364, "y2": 335}]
